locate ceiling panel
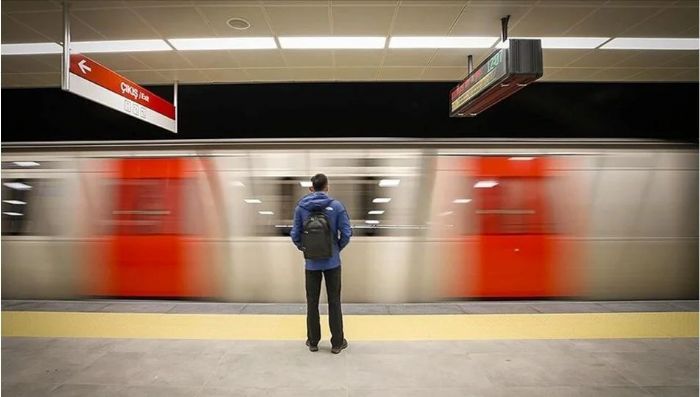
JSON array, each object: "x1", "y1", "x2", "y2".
[
  {"x1": 334, "y1": 67, "x2": 378, "y2": 81},
  {"x1": 566, "y1": 7, "x2": 660, "y2": 37},
  {"x1": 429, "y1": 48, "x2": 490, "y2": 67},
  {"x1": 671, "y1": 68, "x2": 699, "y2": 81},
  {"x1": 451, "y1": 5, "x2": 531, "y2": 36},
  {"x1": 422, "y1": 66, "x2": 465, "y2": 80},
  {"x1": 661, "y1": 53, "x2": 699, "y2": 68},
  {"x1": 8, "y1": 12, "x2": 103, "y2": 42},
  {"x1": 87, "y1": 53, "x2": 149, "y2": 70},
  {"x1": 331, "y1": 5, "x2": 395, "y2": 35},
  {"x1": 119, "y1": 70, "x2": 169, "y2": 85},
  {"x1": 538, "y1": 67, "x2": 562, "y2": 81},
  {"x1": 567, "y1": 50, "x2": 637, "y2": 68},
  {"x1": 1, "y1": 73, "x2": 44, "y2": 87},
  {"x1": 179, "y1": 51, "x2": 240, "y2": 69},
  {"x1": 232, "y1": 51, "x2": 286, "y2": 68},
  {"x1": 590, "y1": 68, "x2": 640, "y2": 81},
  {"x1": 244, "y1": 67, "x2": 291, "y2": 81},
  {"x1": 511, "y1": 6, "x2": 597, "y2": 36},
  {"x1": 621, "y1": 7, "x2": 699, "y2": 37},
  {"x1": 196, "y1": 6, "x2": 274, "y2": 37},
  {"x1": 264, "y1": 5, "x2": 331, "y2": 35},
  {"x1": 1, "y1": 55, "x2": 58, "y2": 73},
  {"x1": 541, "y1": 49, "x2": 591, "y2": 67},
  {"x1": 382, "y1": 50, "x2": 435, "y2": 67},
  {"x1": 377, "y1": 67, "x2": 425, "y2": 80},
  {"x1": 390, "y1": 4, "x2": 464, "y2": 35},
  {"x1": 1, "y1": 1, "x2": 60, "y2": 13},
  {"x1": 281, "y1": 50, "x2": 333, "y2": 67},
  {"x1": 547, "y1": 67, "x2": 600, "y2": 81},
  {"x1": 205, "y1": 68, "x2": 250, "y2": 83},
  {"x1": 133, "y1": 6, "x2": 214, "y2": 38},
  {"x1": 129, "y1": 52, "x2": 194, "y2": 69},
  {"x1": 614, "y1": 50, "x2": 693, "y2": 68},
  {"x1": 292, "y1": 67, "x2": 335, "y2": 80},
  {"x1": 334, "y1": 50, "x2": 384, "y2": 67},
  {"x1": 73, "y1": 8, "x2": 156, "y2": 39},
  {"x1": 157, "y1": 69, "x2": 211, "y2": 83},
  {"x1": 1, "y1": 15, "x2": 51, "y2": 43}
]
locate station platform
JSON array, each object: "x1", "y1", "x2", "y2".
[{"x1": 2, "y1": 300, "x2": 698, "y2": 397}]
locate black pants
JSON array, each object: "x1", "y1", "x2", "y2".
[{"x1": 305, "y1": 266, "x2": 344, "y2": 348}]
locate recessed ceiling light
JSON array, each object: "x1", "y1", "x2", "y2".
[
  {"x1": 244, "y1": 198, "x2": 262, "y2": 204},
  {"x1": 508, "y1": 157, "x2": 534, "y2": 161},
  {"x1": 258, "y1": 211, "x2": 274, "y2": 215},
  {"x1": 3, "y1": 200, "x2": 26, "y2": 205},
  {"x1": 368, "y1": 210, "x2": 385, "y2": 215},
  {"x1": 474, "y1": 180, "x2": 498, "y2": 188},
  {"x1": 600, "y1": 38, "x2": 699, "y2": 50},
  {"x1": 1, "y1": 42, "x2": 62, "y2": 55},
  {"x1": 453, "y1": 198, "x2": 472, "y2": 204},
  {"x1": 72, "y1": 40, "x2": 172, "y2": 53},
  {"x1": 365, "y1": 220, "x2": 380, "y2": 224},
  {"x1": 3, "y1": 212, "x2": 23, "y2": 216},
  {"x1": 372, "y1": 198, "x2": 391, "y2": 203},
  {"x1": 279, "y1": 36, "x2": 386, "y2": 49},
  {"x1": 3, "y1": 182, "x2": 32, "y2": 190},
  {"x1": 227, "y1": 17, "x2": 251, "y2": 30},
  {"x1": 300, "y1": 181, "x2": 313, "y2": 187},
  {"x1": 13, "y1": 161, "x2": 40, "y2": 167},
  {"x1": 496, "y1": 37, "x2": 609, "y2": 49},
  {"x1": 378, "y1": 179, "x2": 400, "y2": 187},
  {"x1": 389, "y1": 36, "x2": 498, "y2": 49},
  {"x1": 168, "y1": 37, "x2": 277, "y2": 50}
]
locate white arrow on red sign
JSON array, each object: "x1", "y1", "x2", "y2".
[{"x1": 78, "y1": 59, "x2": 92, "y2": 74}]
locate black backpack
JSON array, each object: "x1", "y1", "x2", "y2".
[{"x1": 302, "y1": 209, "x2": 333, "y2": 259}]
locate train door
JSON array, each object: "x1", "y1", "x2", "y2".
[
  {"x1": 472, "y1": 156, "x2": 557, "y2": 298},
  {"x1": 98, "y1": 158, "x2": 192, "y2": 297}
]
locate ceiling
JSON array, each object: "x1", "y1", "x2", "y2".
[{"x1": 1, "y1": 0, "x2": 698, "y2": 88}]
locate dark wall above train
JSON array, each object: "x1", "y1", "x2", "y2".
[{"x1": 1, "y1": 82, "x2": 698, "y2": 143}]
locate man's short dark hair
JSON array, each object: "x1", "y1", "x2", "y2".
[{"x1": 311, "y1": 173, "x2": 328, "y2": 191}]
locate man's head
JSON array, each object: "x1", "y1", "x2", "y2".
[{"x1": 310, "y1": 173, "x2": 329, "y2": 192}]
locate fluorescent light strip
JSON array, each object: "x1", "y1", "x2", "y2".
[
  {"x1": 300, "y1": 181, "x2": 312, "y2": 187},
  {"x1": 3, "y1": 182, "x2": 32, "y2": 190},
  {"x1": 258, "y1": 211, "x2": 274, "y2": 215},
  {"x1": 368, "y1": 210, "x2": 385, "y2": 215},
  {"x1": 601, "y1": 38, "x2": 699, "y2": 50},
  {"x1": 1, "y1": 42, "x2": 62, "y2": 55},
  {"x1": 3, "y1": 200, "x2": 26, "y2": 205},
  {"x1": 390, "y1": 36, "x2": 498, "y2": 49},
  {"x1": 3, "y1": 212, "x2": 23, "y2": 216},
  {"x1": 379, "y1": 179, "x2": 400, "y2": 187},
  {"x1": 72, "y1": 40, "x2": 172, "y2": 53},
  {"x1": 244, "y1": 199, "x2": 262, "y2": 204},
  {"x1": 168, "y1": 37, "x2": 277, "y2": 50},
  {"x1": 279, "y1": 36, "x2": 386, "y2": 49},
  {"x1": 453, "y1": 198, "x2": 472, "y2": 204},
  {"x1": 365, "y1": 220, "x2": 380, "y2": 224},
  {"x1": 497, "y1": 37, "x2": 609, "y2": 49},
  {"x1": 372, "y1": 198, "x2": 391, "y2": 203}
]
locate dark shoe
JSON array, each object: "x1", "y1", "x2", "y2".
[
  {"x1": 331, "y1": 339, "x2": 348, "y2": 354},
  {"x1": 306, "y1": 340, "x2": 318, "y2": 352}
]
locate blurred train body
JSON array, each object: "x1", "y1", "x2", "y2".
[{"x1": 2, "y1": 139, "x2": 697, "y2": 302}]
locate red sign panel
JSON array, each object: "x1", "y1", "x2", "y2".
[{"x1": 69, "y1": 53, "x2": 175, "y2": 119}]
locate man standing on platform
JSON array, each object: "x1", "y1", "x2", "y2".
[{"x1": 291, "y1": 173, "x2": 352, "y2": 354}]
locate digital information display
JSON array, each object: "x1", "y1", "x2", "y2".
[{"x1": 450, "y1": 49, "x2": 508, "y2": 114}]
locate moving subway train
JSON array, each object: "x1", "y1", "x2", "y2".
[{"x1": 1, "y1": 139, "x2": 697, "y2": 302}]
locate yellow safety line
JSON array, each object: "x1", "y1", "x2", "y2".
[{"x1": 2, "y1": 311, "x2": 697, "y2": 340}]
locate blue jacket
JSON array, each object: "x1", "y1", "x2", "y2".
[{"x1": 290, "y1": 192, "x2": 352, "y2": 271}]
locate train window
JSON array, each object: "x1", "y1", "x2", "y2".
[
  {"x1": 1, "y1": 179, "x2": 61, "y2": 236},
  {"x1": 240, "y1": 176, "x2": 417, "y2": 237}
]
